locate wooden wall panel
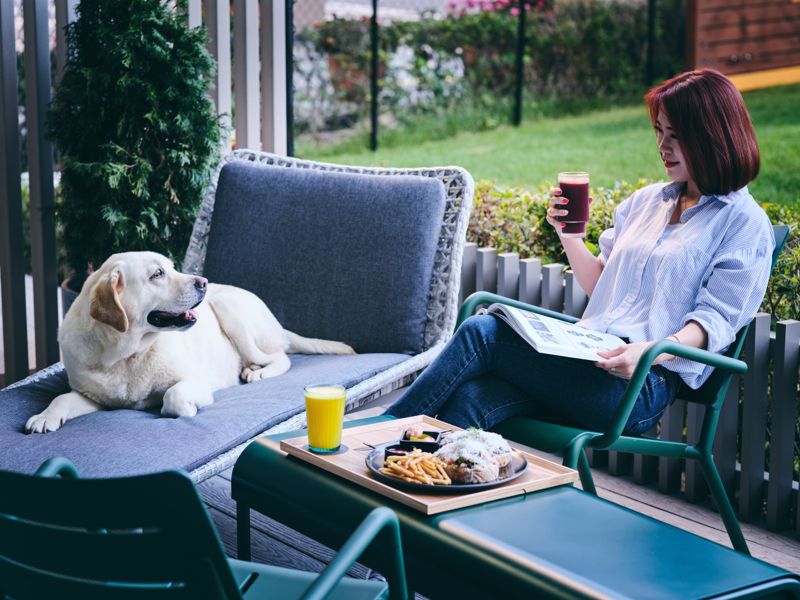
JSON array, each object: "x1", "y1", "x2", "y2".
[{"x1": 692, "y1": 0, "x2": 800, "y2": 75}]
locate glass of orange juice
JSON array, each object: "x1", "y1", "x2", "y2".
[{"x1": 304, "y1": 384, "x2": 346, "y2": 453}]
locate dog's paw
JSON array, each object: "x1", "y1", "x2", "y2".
[
  {"x1": 336, "y1": 342, "x2": 356, "y2": 355},
  {"x1": 25, "y1": 413, "x2": 63, "y2": 434},
  {"x1": 161, "y1": 400, "x2": 198, "y2": 418},
  {"x1": 241, "y1": 365, "x2": 265, "y2": 383}
]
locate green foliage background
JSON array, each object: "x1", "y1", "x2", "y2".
[
  {"x1": 468, "y1": 180, "x2": 800, "y2": 322},
  {"x1": 301, "y1": 0, "x2": 685, "y2": 143},
  {"x1": 48, "y1": 0, "x2": 221, "y2": 282}
]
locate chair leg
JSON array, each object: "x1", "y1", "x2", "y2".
[
  {"x1": 563, "y1": 438, "x2": 598, "y2": 496},
  {"x1": 698, "y1": 453, "x2": 750, "y2": 555},
  {"x1": 237, "y1": 502, "x2": 252, "y2": 561},
  {"x1": 578, "y1": 451, "x2": 597, "y2": 496}
]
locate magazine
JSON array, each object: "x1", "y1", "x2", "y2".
[{"x1": 484, "y1": 303, "x2": 626, "y2": 361}]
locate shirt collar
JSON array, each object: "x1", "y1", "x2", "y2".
[
  {"x1": 658, "y1": 182, "x2": 748, "y2": 205},
  {"x1": 658, "y1": 181, "x2": 684, "y2": 202}
]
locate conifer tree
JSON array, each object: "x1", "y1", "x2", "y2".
[{"x1": 49, "y1": 0, "x2": 221, "y2": 286}]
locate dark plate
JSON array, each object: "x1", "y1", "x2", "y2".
[{"x1": 365, "y1": 442, "x2": 528, "y2": 495}]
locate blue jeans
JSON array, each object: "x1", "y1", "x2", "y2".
[{"x1": 386, "y1": 315, "x2": 681, "y2": 435}]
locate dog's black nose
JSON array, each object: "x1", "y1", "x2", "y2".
[{"x1": 194, "y1": 277, "x2": 208, "y2": 290}]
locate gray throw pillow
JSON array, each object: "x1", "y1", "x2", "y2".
[{"x1": 203, "y1": 160, "x2": 446, "y2": 354}]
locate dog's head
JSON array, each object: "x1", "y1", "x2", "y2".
[{"x1": 87, "y1": 251, "x2": 208, "y2": 334}]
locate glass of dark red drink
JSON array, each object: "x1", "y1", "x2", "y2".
[{"x1": 557, "y1": 172, "x2": 590, "y2": 238}]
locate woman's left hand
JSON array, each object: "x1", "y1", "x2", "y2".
[{"x1": 595, "y1": 342, "x2": 654, "y2": 379}]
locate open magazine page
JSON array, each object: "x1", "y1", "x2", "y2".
[{"x1": 486, "y1": 304, "x2": 625, "y2": 361}]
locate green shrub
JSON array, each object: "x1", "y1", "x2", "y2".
[
  {"x1": 48, "y1": 0, "x2": 221, "y2": 284},
  {"x1": 760, "y1": 203, "x2": 800, "y2": 323},
  {"x1": 467, "y1": 180, "x2": 800, "y2": 321},
  {"x1": 467, "y1": 179, "x2": 644, "y2": 263}
]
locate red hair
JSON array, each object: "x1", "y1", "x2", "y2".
[{"x1": 645, "y1": 69, "x2": 760, "y2": 196}]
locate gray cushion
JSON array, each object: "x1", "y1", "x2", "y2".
[
  {"x1": 203, "y1": 160, "x2": 446, "y2": 355},
  {"x1": 0, "y1": 353, "x2": 407, "y2": 478}
]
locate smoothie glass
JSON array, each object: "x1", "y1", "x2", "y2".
[{"x1": 557, "y1": 172, "x2": 590, "y2": 238}]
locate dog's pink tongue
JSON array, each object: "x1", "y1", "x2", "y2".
[{"x1": 185, "y1": 309, "x2": 198, "y2": 321}]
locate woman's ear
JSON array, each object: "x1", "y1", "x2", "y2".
[{"x1": 89, "y1": 268, "x2": 128, "y2": 333}]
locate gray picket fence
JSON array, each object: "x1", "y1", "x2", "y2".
[{"x1": 461, "y1": 242, "x2": 800, "y2": 536}]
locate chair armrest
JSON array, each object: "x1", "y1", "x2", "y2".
[
  {"x1": 590, "y1": 339, "x2": 748, "y2": 449},
  {"x1": 456, "y1": 291, "x2": 580, "y2": 330},
  {"x1": 35, "y1": 457, "x2": 80, "y2": 479},
  {"x1": 300, "y1": 507, "x2": 407, "y2": 600},
  {"x1": 652, "y1": 340, "x2": 748, "y2": 374}
]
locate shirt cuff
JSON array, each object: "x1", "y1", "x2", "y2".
[{"x1": 681, "y1": 309, "x2": 735, "y2": 354}]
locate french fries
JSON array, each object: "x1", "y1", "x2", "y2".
[{"x1": 378, "y1": 449, "x2": 452, "y2": 485}]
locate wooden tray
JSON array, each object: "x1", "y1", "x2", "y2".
[{"x1": 279, "y1": 415, "x2": 578, "y2": 515}]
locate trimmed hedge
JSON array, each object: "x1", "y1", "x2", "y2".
[{"x1": 468, "y1": 179, "x2": 800, "y2": 322}]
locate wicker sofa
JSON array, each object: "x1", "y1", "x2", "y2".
[{"x1": 0, "y1": 151, "x2": 474, "y2": 481}]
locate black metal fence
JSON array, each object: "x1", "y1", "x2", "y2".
[{"x1": 290, "y1": 0, "x2": 686, "y2": 157}]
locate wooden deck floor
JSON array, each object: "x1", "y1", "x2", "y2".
[{"x1": 200, "y1": 392, "x2": 800, "y2": 587}]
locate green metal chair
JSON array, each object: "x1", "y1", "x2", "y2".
[
  {"x1": 456, "y1": 224, "x2": 790, "y2": 557},
  {"x1": 0, "y1": 457, "x2": 407, "y2": 599}
]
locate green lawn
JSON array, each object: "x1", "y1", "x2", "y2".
[{"x1": 299, "y1": 84, "x2": 800, "y2": 206}]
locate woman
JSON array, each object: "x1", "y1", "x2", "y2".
[{"x1": 386, "y1": 69, "x2": 774, "y2": 433}]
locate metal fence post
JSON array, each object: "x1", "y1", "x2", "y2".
[
  {"x1": 459, "y1": 242, "x2": 477, "y2": 304},
  {"x1": 497, "y1": 253, "x2": 520, "y2": 299},
  {"x1": 739, "y1": 313, "x2": 771, "y2": 521},
  {"x1": 518, "y1": 257, "x2": 541, "y2": 306},
  {"x1": 476, "y1": 248, "x2": 498, "y2": 293},
  {"x1": 370, "y1": 0, "x2": 378, "y2": 151},
  {"x1": 204, "y1": 0, "x2": 233, "y2": 149},
  {"x1": 286, "y1": 0, "x2": 295, "y2": 156},
  {"x1": 187, "y1": 0, "x2": 202, "y2": 28},
  {"x1": 713, "y1": 377, "x2": 740, "y2": 499},
  {"x1": 512, "y1": 0, "x2": 526, "y2": 126},
  {"x1": 767, "y1": 320, "x2": 800, "y2": 531},
  {"x1": 540, "y1": 264, "x2": 564, "y2": 311},
  {"x1": 0, "y1": 0, "x2": 30, "y2": 385},
  {"x1": 261, "y1": 0, "x2": 289, "y2": 155},
  {"x1": 54, "y1": 0, "x2": 78, "y2": 87},
  {"x1": 646, "y1": 0, "x2": 656, "y2": 85},
  {"x1": 23, "y1": 0, "x2": 60, "y2": 369},
  {"x1": 233, "y1": 0, "x2": 261, "y2": 149}
]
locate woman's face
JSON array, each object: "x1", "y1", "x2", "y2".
[{"x1": 655, "y1": 111, "x2": 691, "y2": 184}]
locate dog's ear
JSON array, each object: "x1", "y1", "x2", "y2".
[{"x1": 89, "y1": 268, "x2": 129, "y2": 333}]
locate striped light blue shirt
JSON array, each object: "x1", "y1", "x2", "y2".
[{"x1": 579, "y1": 181, "x2": 774, "y2": 389}]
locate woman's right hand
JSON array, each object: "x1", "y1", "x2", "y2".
[
  {"x1": 546, "y1": 187, "x2": 569, "y2": 237},
  {"x1": 544, "y1": 186, "x2": 602, "y2": 294}
]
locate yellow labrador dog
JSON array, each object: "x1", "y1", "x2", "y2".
[{"x1": 25, "y1": 251, "x2": 354, "y2": 433}]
